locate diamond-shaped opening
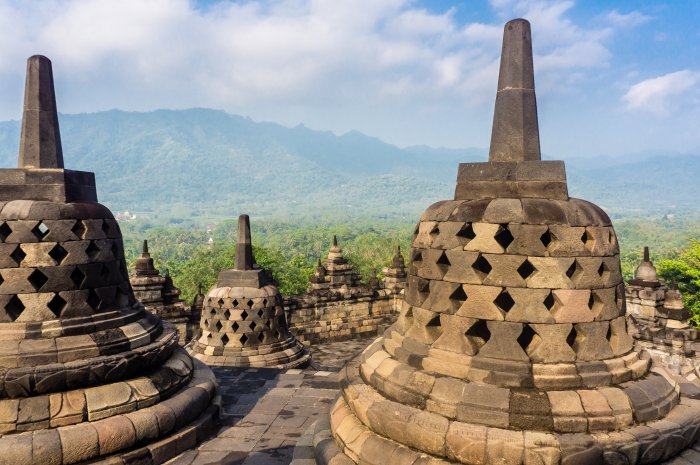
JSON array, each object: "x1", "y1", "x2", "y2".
[
  {"x1": 566, "y1": 260, "x2": 581, "y2": 282},
  {"x1": 240, "y1": 334, "x2": 249, "y2": 346},
  {"x1": 258, "y1": 332, "x2": 265, "y2": 343},
  {"x1": 101, "y1": 220, "x2": 110, "y2": 235},
  {"x1": 517, "y1": 324, "x2": 537, "y2": 351},
  {"x1": 436, "y1": 251, "x2": 450, "y2": 266},
  {"x1": 262, "y1": 298, "x2": 268, "y2": 306},
  {"x1": 71, "y1": 220, "x2": 86, "y2": 239},
  {"x1": 241, "y1": 310, "x2": 249, "y2": 320},
  {"x1": 0, "y1": 222, "x2": 12, "y2": 242},
  {"x1": 588, "y1": 292, "x2": 596, "y2": 310},
  {"x1": 472, "y1": 254, "x2": 492, "y2": 276},
  {"x1": 566, "y1": 326, "x2": 577, "y2": 348},
  {"x1": 466, "y1": 319, "x2": 491, "y2": 344},
  {"x1": 412, "y1": 250, "x2": 423, "y2": 264},
  {"x1": 494, "y1": 224, "x2": 514, "y2": 250},
  {"x1": 110, "y1": 241, "x2": 119, "y2": 258},
  {"x1": 429, "y1": 225, "x2": 440, "y2": 237},
  {"x1": 10, "y1": 245, "x2": 25, "y2": 265},
  {"x1": 426, "y1": 314, "x2": 441, "y2": 328},
  {"x1": 221, "y1": 333, "x2": 229, "y2": 345},
  {"x1": 457, "y1": 223, "x2": 476, "y2": 240},
  {"x1": 48, "y1": 244, "x2": 68, "y2": 264},
  {"x1": 232, "y1": 299, "x2": 239, "y2": 307},
  {"x1": 250, "y1": 321, "x2": 257, "y2": 331},
  {"x1": 598, "y1": 262, "x2": 610, "y2": 279},
  {"x1": 450, "y1": 285, "x2": 468, "y2": 304},
  {"x1": 608, "y1": 229, "x2": 617, "y2": 247},
  {"x1": 413, "y1": 224, "x2": 420, "y2": 236},
  {"x1": 265, "y1": 319, "x2": 271, "y2": 328},
  {"x1": 540, "y1": 229, "x2": 553, "y2": 248},
  {"x1": 217, "y1": 298, "x2": 225, "y2": 307},
  {"x1": 209, "y1": 308, "x2": 216, "y2": 317},
  {"x1": 28, "y1": 269, "x2": 49, "y2": 291},
  {"x1": 543, "y1": 291, "x2": 555, "y2": 311},
  {"x1": 494, "y1": 290, "x2": 515, "y2": 313},
  {"x1": 5, "y1": 295, "x2": 24, "y2": 320},
  {"x1": 517, "y1": 259, "x2": 536, "y2": 280},
  {"x1": 32, "y1": 221, "x2": 50, "y2": 240},
  {"x1": 606, "y1": 323, "x2": 612, "y2": 341},
  {"x1": 47, "y1": 294, "x2": 67, "y2": 317},
  {"x1": 87, "y1": 289, "x2": 101, "y2": 310},
  {"x1": 215, "y1": 320, "x2": 223, "y2": 332},
  {"x1": 85, "y1": 241, "x2": 100, "y2": 259},
  {"x1": 99, "y1": 263, "x2": 110, "y2": 280},
  {"x1": 232, "y1": 321, "x2": 240, "y2": 332},
  {"x1": 247, "y1": 299, "x2": 254, "y2": 308},
  {"x1": 207, "y1": 332, "x2": 213, "y2": 340},
  {"x1": 224, "y1": 309, "x2": 231, "y2": 319},
  {"x1": 417, "y1": 278, "x2": 430, "y2": 301},
  {"x1": 70, "y1": 267, "x2": 85, "y2": 288}
]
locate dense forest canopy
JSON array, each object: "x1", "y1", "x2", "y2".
[{"x1": 121, "y1": 214, "x2": 700, "y2": 328}]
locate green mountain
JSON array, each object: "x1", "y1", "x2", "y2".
[{"x1": 0, "y1": 108, "x2": 696, "y2": 223}]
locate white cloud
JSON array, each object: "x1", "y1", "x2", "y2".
[
  {"x1": 0, "y1": 0, "x2": 670, "y2": 150},
  {"x1": 605, "y1": 10, "x2": 652, "y2": 28},
  {"x1": 623, "y1": 70, "x2": 700, "y2": 116}
]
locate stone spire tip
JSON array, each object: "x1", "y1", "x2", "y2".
[
  {"x1": 142, "y1": 239, "x2": 149, "y2": 256},
  {"x1": 19, "y1": 54, "x2": 64, "y2": 169},
  {"x1": 333, "y1": 235, "x2": 338, "y2": 247},
  {"x1": 643, "y1": 246, "x2": 650, "y2": 262},
  {"x1": 488, "y1": 18, "x2": 541, "y2": 162},
  {"x1": 235, "y1": 214, "x2": 255, "y2": 270}
]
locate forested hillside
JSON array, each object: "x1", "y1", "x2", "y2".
[{"x1": 0, "y1": 109, "x2": 698, "y2": 224}]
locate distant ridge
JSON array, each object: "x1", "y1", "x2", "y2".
[{"x1": 0, "y1": 108, "x2": 696, "y2": 222}]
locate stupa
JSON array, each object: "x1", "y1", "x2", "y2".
[
  {"x1": 130, "y1": 240, "x2": 195, "y2": 343},
  {"x1": 626, "y1": 247, "x2": 696, "y2": 381},
  {"x1": 313, "y1": 20, "x2": 700, "y2": 465},
  {"x1": 309, "y1": 236, "x2": 363, "y2": 296},
  {"x1": 190, "y1": 214, "x2": 309, "y2": 367},
  {"x1": 0, "y1": 56, "x2": 217, "y2": 464},
  {"x1": 382, "y1": 245, "x2": 408, "y2": 294}
]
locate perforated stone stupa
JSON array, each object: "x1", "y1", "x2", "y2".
[
  {"x1": 130, "y1": 240, "x2": 195, "y2": 344},
  {"x1": 312, "y1": 20, "x2": 700, "y2": 465},
  {"x1": 0, "y1": 55, "x2": 218, "y2": 464},
  {"x1": 190, "y1": 214, "x2": 309, "y2": 367}
]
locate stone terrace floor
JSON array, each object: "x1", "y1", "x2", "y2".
[{"x1": 166, "y1": 336, "x2": 376, "y2": 465}]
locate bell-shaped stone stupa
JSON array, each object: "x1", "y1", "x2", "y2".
[
  {"x1": 190, "y1": 214, "x2": 309, "y2": 367},
  {"x1": 0, "y1": 56, "x2": 217, "y2": 464},
  {"x1": 313, "y1": 20, "x2": 700, "y2": 465}
]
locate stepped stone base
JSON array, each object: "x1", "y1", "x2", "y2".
[
  {"x1": 190, "y1": 336, "x2": 310, "y2": 369},
  {"x1": 0, "y1": 354, "x2": 219, "y2": 465},
  {"x1": 309, "y1": 339, "x2": 700, "y2": 465}
]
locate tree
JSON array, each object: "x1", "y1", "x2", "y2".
[{"x1": 657, "y1": 239, "x2": 700, "y2": 327}]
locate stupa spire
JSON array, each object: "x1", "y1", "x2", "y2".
[
  {"x1": 18, "y1": 55, "x2": 64, "y2": 169},
  {"x1": 142, "y1": 239, "x2": 150, "y2": 256},
  {"x1": 235, "y1": 214, "x2": 255, "y2": 270},
  {"x1": 488, "y1": 18, "x2": 541, "y2": 162},
  {"x1": 644, "y1": 245, "x2": 650, "y2": 262}
]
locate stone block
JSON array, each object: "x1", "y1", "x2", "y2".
[
  {"x1": 446, "y1": 422, "x2": 487, "y2": 464},
  {"x1": 485, "y1": 428, "x2": 524, "y2": 465},
  {"x1": 58, "y1": 422, "x2": 99, "y2": 463}
]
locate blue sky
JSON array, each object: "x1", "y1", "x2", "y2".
[{"x1": 0, "y1": 0, "x2": 698, "y2": 158}]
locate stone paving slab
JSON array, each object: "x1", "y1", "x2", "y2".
[{"x1": 165, "y1": 336, "x2": 377, "y2": 465}]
